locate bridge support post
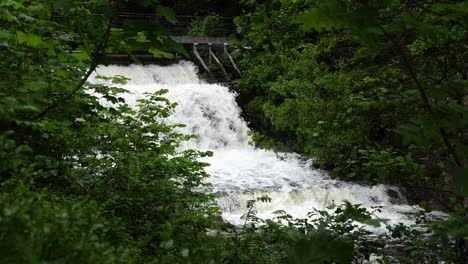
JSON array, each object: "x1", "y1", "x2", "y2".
[
  {"x1": 224, "y1": 43, "x2": 243, "y2": 78},
  {"x1": 193, "y1": 43, "x2": 214, "y2": 80},
  {"x1": 208, "y1": 43, "x2": 212, "y2": 65},
  {"x1": 208, "y1": 43, "x2": 230, "y2": 81}
]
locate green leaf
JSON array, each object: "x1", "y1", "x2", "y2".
[
  {"x1": 136, "y1": 31, "x2": 147, "y2": 43},
  {"x1": 233, "y1": 16, "x2": 244, "y2": 25},
  {"x1": 157, "y1": 6, "x2": 177, "y2": 25},
  {"x1": 46, "y1": 47, "x2": 55, "y2": 56},
  {"x1": 181, "y1": 248, "x2": 189, "y2": 257},
  {"x1": 231, "y1": 48, "x2": 241, "y2": 58},
  {"x1": 16, "y1": 30, "x2": 27, "y2": 44},
  {"x1": 159, "y1": 37, "x2": 189, "y2": 57},
  {"x1": 148, "y1": 48, "x2": 174, "y2": 59},
  {"x1": 0, "y1": 30, "x2": 13, "y2": 40},
  {"x1": 16, "y1": 31, "x2": 44, "y2": 46},
  {"x1": 71, "y1": 51, "x2": 91, "y2": 60}
]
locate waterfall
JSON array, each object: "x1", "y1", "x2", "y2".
[{"x1": 89, "y1": 61, "x2": 437, "y2": 231}]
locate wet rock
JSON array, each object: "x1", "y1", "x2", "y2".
[
  {"x1": 387, "y1": 189, "x2": 402, "y2": 204},
  {"x1": 289, "y1": 182, "x2": 300, "y2": 187}
]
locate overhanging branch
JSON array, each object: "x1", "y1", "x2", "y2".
[{"x1": 29, "y1": 20, "x2": 113, "y2": 121}]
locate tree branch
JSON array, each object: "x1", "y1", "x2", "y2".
[
  {"x1": 381, "y1": 25, "x2": 462, "y2": 167},
  {"x1": 29, "y1": 19, "x2": 113, "y2": 121}
]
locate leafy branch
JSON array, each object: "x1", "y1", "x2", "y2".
[
  {"x1": 381, "y1": 25, "x2": 462, "y2": 168},
  {"x1": 29, "y1": 19, "x2": 113, "y2": 121}
]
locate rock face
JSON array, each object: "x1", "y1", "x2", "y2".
[{"x1": 386, "y1": 188, "x2": 403, "y2": 204}]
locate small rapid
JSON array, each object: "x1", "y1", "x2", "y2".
[{"x1": 89, "y1": 61, "x2": 433, "y2": 230}]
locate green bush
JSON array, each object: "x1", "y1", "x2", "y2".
[
  {"x1": 187, "y1": 15, "x2": 229, "y2": 37},
  {"x1": 0, "y1": 1, "x2": 221, "y2": 262},
  {"x1": 234, "y1": 0, "x2": 467, "y2": 190},
  {"x1": 0, "y1": 182, "x2": 135, "y2": 264}
]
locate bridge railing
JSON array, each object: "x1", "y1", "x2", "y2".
[
  {"x1": 51, "y1": 13, "x2": 235, "y2": 36},
  {"x1": 51, "y1": 12, "x2": 241, "y2": 81}
]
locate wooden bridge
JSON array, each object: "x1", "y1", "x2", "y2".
[
  {"x1": 54, "y1": 13, "x2": 242, "y2": 81},
  {"x1": 105, "y1": 36, "x2": 242, "y2": 81},
  {"x1": 174, "y1": 36, "x2": 241, "y2": 80}
]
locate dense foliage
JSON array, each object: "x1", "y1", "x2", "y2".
[
  {"x1": 187, "y1": 15, "x2": 230, "y2": 37},
  {"x1": 232, "y1": 0, "x2": 467, "y2": 261},
  {"x1": 0, "y1": 0, "x2": 222, "y2": 262},
  {"x1": 234, "y1": 0, "x2": 467, "y2": 208},
  {"x1": 1, "y1": 0, "x2": 467, "y2": 263}
]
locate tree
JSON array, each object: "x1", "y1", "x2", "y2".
[
  {"x1": 0, "y1": 1, "x2": 221, "y2": 262},
  {"x1": 234, "y1": 1, "x2": 467, "y2": 261}
]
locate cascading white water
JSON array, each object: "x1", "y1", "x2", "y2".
[{"x1": 89, "y1": 61, "x2": 433, "y2": 231}]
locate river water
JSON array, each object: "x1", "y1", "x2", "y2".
[{"x1": 90, "y1": 61, "x2": 429, "y2": 231}]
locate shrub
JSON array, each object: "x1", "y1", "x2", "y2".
[{"x1": 187, "y1": 15, "x2": 229, "y2": 37}]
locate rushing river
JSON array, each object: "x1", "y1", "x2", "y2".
[{"x1": 90, "y1": 61, "x2": 432, "y2": 231}]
